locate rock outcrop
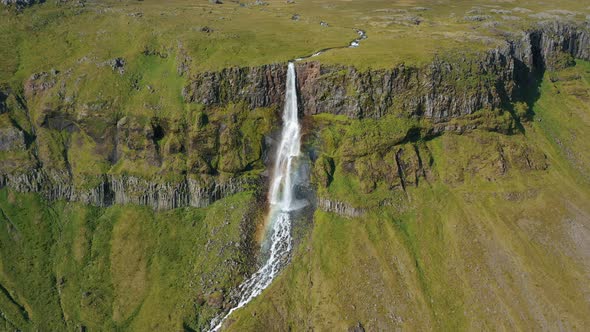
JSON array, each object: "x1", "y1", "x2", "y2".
[
  {"x1": 184, "y1": 21, "x2": 590, "y2": 121},
  {"x1": 318, "y1": 198, "x2": 365, "y2": 217},
  {"x1": 1, "y1": 0, "x2": 43, "y2": 7},
  {"x1": 0, "y1": 127, "x2": 25, "y2": 151},
  {"x1": 0, "y1": 90, "x2": 8, "y2": 114},
  {"x1": 311, "y1": 117, "x2": 550, "y2": 217},
  {"x1": 0, "y1": 169, "x2": 253, "y2": 211}
]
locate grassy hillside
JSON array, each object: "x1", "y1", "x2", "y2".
[
  {"x1": 220, "y1": 61, "x2": 590, "y2": 331},
  {"x1": 0, "y1": 189, "x2": 263, "y2": 331},
  {"x1": 2, "y1": 0, "x2": 590, "y2": 87},
  {"x1": 0, "y1": 1, "x2": 589, "y2": 331}
]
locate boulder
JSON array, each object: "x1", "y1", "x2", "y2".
[
  {"x1": 107, "y1": 57, "x2": 126, "y2": 75},
  {"x1": 348, "y1": 322, "x2": 365, "y2": 332},
  {"x1": 0, "y1": 127, "x2": 25, "y2": 152}
]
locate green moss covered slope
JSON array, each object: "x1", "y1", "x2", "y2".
[{"x1": 222, "y1": 61, "x2": 590, "y2": 331}]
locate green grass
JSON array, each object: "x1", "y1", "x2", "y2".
[
  {"x1": 0, "y1": 189, "x2": 260, "y2": 331},
  {"x1": 533, "y1": 60, "x2": 590, "y2": 180},
  {"x1": 2, "y1": 0, "x2": 590, "y2": 87},
  {"x1": 226, "y1": 141, "x2": 590, "y2": 330}
]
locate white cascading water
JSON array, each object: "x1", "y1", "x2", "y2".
[{"x1": 209, "y1": 62, "x2": 302, "y2": 331}]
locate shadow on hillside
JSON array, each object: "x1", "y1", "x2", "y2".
[{"x1": 502, "y1": 55, "x2": 546, "y2": 135}]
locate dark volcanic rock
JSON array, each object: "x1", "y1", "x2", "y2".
[
  {"x1": 200, "y1": 26, "x2": 213, "y2": 33},
  {"x1": 0, "y1": 90, "x2": 7, "y2": 114},
  {"x1": 534, "y1": 21, "x2": 590, "y2": 69},
  {"x1": 1, "y1": 0, "x2": 44, "y2": 8},
  {"x1": 107, "y1": 57, "x2": 126, "y2": 75},
  {"x1": 348, "y1": 322, "x2": 365, "y2": 332},
  {"x1": 464, "y1": 15, "x2": 492, "y2": 21},
  {"x1": 176, "y1": 42, "x2": 192, "y2": 76},
  {"x1": 183, "y1": 63, "x2": 287, "y2": 108}
]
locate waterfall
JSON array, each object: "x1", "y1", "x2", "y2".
[{"x1": 209, "y1": 62, "x2": 303, "y2": 331}]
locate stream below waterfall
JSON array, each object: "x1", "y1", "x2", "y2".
[{"x1": 209, "y1": 28, "x2": 367, "y2": 332}]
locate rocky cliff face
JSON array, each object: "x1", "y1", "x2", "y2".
[
  {"x1": 0, "y1": 74, "x2": 276, "y2": 210},
  {"x1": 1, "y1": 20, "x2": 587, "y2": 211},
  {"x1": 184, "y1": 21, "x2": 590, "y2": 121},
  {"x1": 183, "y1": 64, "x2": 287, "y2": 109}
]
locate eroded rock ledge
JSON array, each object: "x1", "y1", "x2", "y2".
[{"x1": 0, "y1": 170, "x2": 253, "y2": 211}]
